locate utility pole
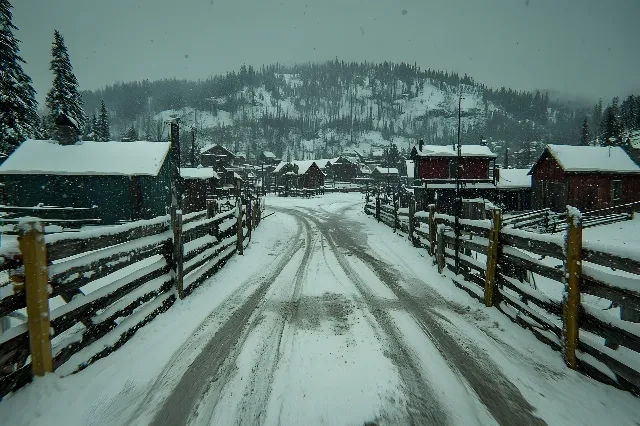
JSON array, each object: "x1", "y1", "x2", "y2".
[{"x1": 454, "y1": 93, "x2": 464, "y2": 274}]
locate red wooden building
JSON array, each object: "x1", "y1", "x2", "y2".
[
  {"x1": 529, "y1": 145, "x2": 640, "y2": 212},
  {"x1": 411, "y1": 143, "x2": 497, "y2": 212}
]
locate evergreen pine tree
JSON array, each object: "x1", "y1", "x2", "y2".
[
  {"x1": 0, "y1": 0, "x2": 40, "y2": 155},
  {"x1": 45, "y1": 30, "x2": 87, "y2": 130},
  {"x1": 124, "y1": 123, "x2": 137, "y2": 141},
  {"x1": 580, "y1": 117, "x2": 590, "y2": 146},
  {"x1": 97, "y1": 100, "x2": 110, "y2": 141},
  {"x1": 591, "y1": 99, "x2": 603, "y2": 142},
  {"x1": 601, "y1": 103, "x2": 623, "y2": 147}
]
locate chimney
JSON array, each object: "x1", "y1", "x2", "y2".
[
  {"x1": 495, "y1": 166, "x2": 500, "y2": 183},
  {"x1": 55, "y1": 113, "x2": 79, "y2": 145},
  {"x1": 419, "y1": 139, "x2": 424, "y2": 151}
]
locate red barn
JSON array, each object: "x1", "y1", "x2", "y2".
[
  {"x1": 529, "y1": 145, "x2": 640, "y2": 212},
  {"x1": 411, "y1": 144, "x2": 497, "y2": 213}
]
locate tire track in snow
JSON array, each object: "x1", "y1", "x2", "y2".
[
  {"x1": 206, "y1": 216, "x2": 318, "y2": 425},
  {"x1": 302, "y1": 203, "x2": 548, "y2": 426},
  {"x1": 277, "y1": 206, "x2": 454, "y2": 426},
  {"x1": 129, "y1": 216, "x2": 307, "y2": 426}
]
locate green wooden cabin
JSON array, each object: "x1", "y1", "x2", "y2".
[{"x1": 0, "y1": 139, "x2": 172, "y2": 225}]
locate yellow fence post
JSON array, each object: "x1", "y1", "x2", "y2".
[
  {"x1": 18, "y1": 220, "x2": 53, "y2": 376},
  {"x1": 484, "y1": 208, "x2": 502, "y2": 307},
  {"x1": 563, "y1": 209, "x2": 582, "y2": 370}
]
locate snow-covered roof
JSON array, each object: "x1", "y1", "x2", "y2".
[
  {"x1": 293, "y1": 160, "x2": 317, "y2": 175},
  {"x1": 406, "y1": 160, "x2": 414, "y2": 179},
  {"x1": 541, "y1": 144, "x2": 640, "y2": 174},
  {"x1": 0, "y1": 139, "x2": 170, "y2": 176},
  {"x1": 374, "y1": 167, "x2": 399, "y2": 175},
  {"x1": 273, "y1": 161, "x2": 291, "y2": 173},
  {"x1": 371, "y1": 149, "x2": 385, "y2": 158},
  {"x1": 415, "y1": 144, "x2": 497, "y2": 158},
  {"x1": 262, "y1": 151, "x2": 276, "y2": 158},
  {"x1": 315, "y1": 158, "x2": 339, "y2": 169},
  {"x1": 497, "y1": 168, "x2": 531, "y2": 189},
  {"x1": 180, "y1": 167, "x2": 219, "y2": 180},
  {"x1": 200, "y1": 143, "x2": 234, "y2": 156}
]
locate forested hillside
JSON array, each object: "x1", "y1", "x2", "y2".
[{"x1": 80, "y1": 60, "x2": 590, "y2": 167}]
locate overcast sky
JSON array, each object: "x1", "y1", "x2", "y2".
[{"x1": 13, "y1": 0, "x2": 640, "y2": 105}]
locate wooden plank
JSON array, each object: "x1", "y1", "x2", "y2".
[
  {"x1": 501, "y1": 246, "x2": 564, "y2": 282},
  {"x1": 500, "y1": 230, "x2": 565, "y2": 259},
  {"x1": 498, "y1": 287, "x2": 562, "y2": 337},
  {"x1": 182, "y1": 210, "x2": 207, "y2": 225},
  {"x1": 46, "y1": 218, "x2": 170, "y2": 262},
  {"x1": 496, "y1": 273, "x2": 562, "y2": 316},
  {"x1": 0, "y1": 364, "x2": 32, "y2": 398},
  {"x1": 581, "y1": 276, "x2": 640, "y2": 312},
  {"x1": 49, "y1": 261, "x2": 171, "y2": 338},
  {"x1": 48, "y1": 239, "x2": 167, "y2": 297},
  {"x1": 582, "y1": 249, "x2": 640, "y2": 277},
  {"x1": 578, "y1": 339, "x2": 640, "y2": 393},
  {"x1": 184, "y1": 246, "x2": 237, "y2": 296},
  {"x1": 183, "y1": 239, "x2": 235, "y2": 276},
  {"x1": 52, "y1": 276, "x2": 174, "y2": 370},
  {"x1": 0, "y1": 292, "x2": 26, "y2": 318},
  {"x1": 580, "y1": 309, "x2": 640, "y2": 353},
  {"x1": 19, "y1": 221, "x2": 53, "y2": 376}
]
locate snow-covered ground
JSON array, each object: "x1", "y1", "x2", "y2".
[{"x1": 1, "y1": 193, "x2": 639, "y2": 426}]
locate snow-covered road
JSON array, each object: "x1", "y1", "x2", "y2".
[{"x1": 2, "y1": 193, "x2": 639, "y2": 426}]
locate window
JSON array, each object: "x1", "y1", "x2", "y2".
[{"x1": 612, "y1": 180, "x2": 622, "y2": 202}]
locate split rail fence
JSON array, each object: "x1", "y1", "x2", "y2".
[
  {"x1": 365, "y1": 197, "x2": 640, "y2": 395},
  {"x1": 0, "y1": 197, "x2": 264, "y2": 397}
]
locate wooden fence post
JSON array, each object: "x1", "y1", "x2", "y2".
[
  {"x1": 206, "y1": 199, "x2": 216, "y2": 219},
  {"x1": 171, "y1": 208, "x2": 184, "y2": 299},
  {"x1": 376, "y1": 196, "x2": 381, "y2": 222},
  {"x1": 428, "y1": 205, "x2": 436, "y2": 256},
  {"x1": 408, "y1": 196, "x2": 416, "y2": 245},
  {"x1": 18, "y1": 221, "x2": 53, "y2": 376},
  {"x1": 394, "y1": 200, "x2": 399, "y2": 231},
  {"x1": 237, "y1": 200, "x2": 244, "y2": 255},
  {"x1": 247, "y1": 198, "x2": 252, "y2": 240},
  {"x1": 484, "y1": 208, "x2": 502, "y2": 307},
  {"x1": 252, "y1": 200, "x2": 257, "y2": 228},
  {"x1": 436, "y1": 226, "x2": 445, "y2": 273},
  {"x1": 563, "y1": 209, "x2": 582, "y2": 370}
]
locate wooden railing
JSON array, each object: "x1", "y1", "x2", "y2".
[
  {"x1": 365, "y1": 201, "x2": 640, "y2": 395},
  {"x1": 0, "y1": 197, "x2": 264, "y2": 397}
]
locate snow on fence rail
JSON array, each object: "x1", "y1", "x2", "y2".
[
  {"x1": 364, "y1": 198, "x2": 640, "y2": 395},
  {"x1": 0, "y1": 197, "x2": 265, "y2": 397}
]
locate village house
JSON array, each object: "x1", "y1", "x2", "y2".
[
  {"x1": 257, "y1": 150, "x2": 280, "y2": 166},
  {"x1": 294, "y1": 160, "x2": 325, "y2": 189},
  {"x1": 330, "y1": 156, "x2": 359, "y2": 182},
  {"x1": 200, "y1": 144, "x2": 236, "y2": 169},
  {"x1": 371, "y1": 166, "x2": 400, "y2": 186},
  {"x1": 411, "y1": 142, "x2": 497, "y2": 213},
  {"x1": 496, "y1": 168, "x2": 532, "y2": 211},
  {"x1": 529, "y1": 144, "x2": 640, "y2": 212},
  {"x1": 0, "y1": 138, "x2": 172, "y2": 224},
  {"x1": 180, "y1": 167, "x2": 219, "y2": 213}
]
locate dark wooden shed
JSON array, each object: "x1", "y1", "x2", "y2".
[
  {"x1": 0, "y1": 139, "x2": 172, "y2": 224},
  {"x1": 529, "y1": 144, "x2": 640, "y2": 212},
  {"x1": 180, "y1": 167, "x2": 219, "y2": 213}
]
